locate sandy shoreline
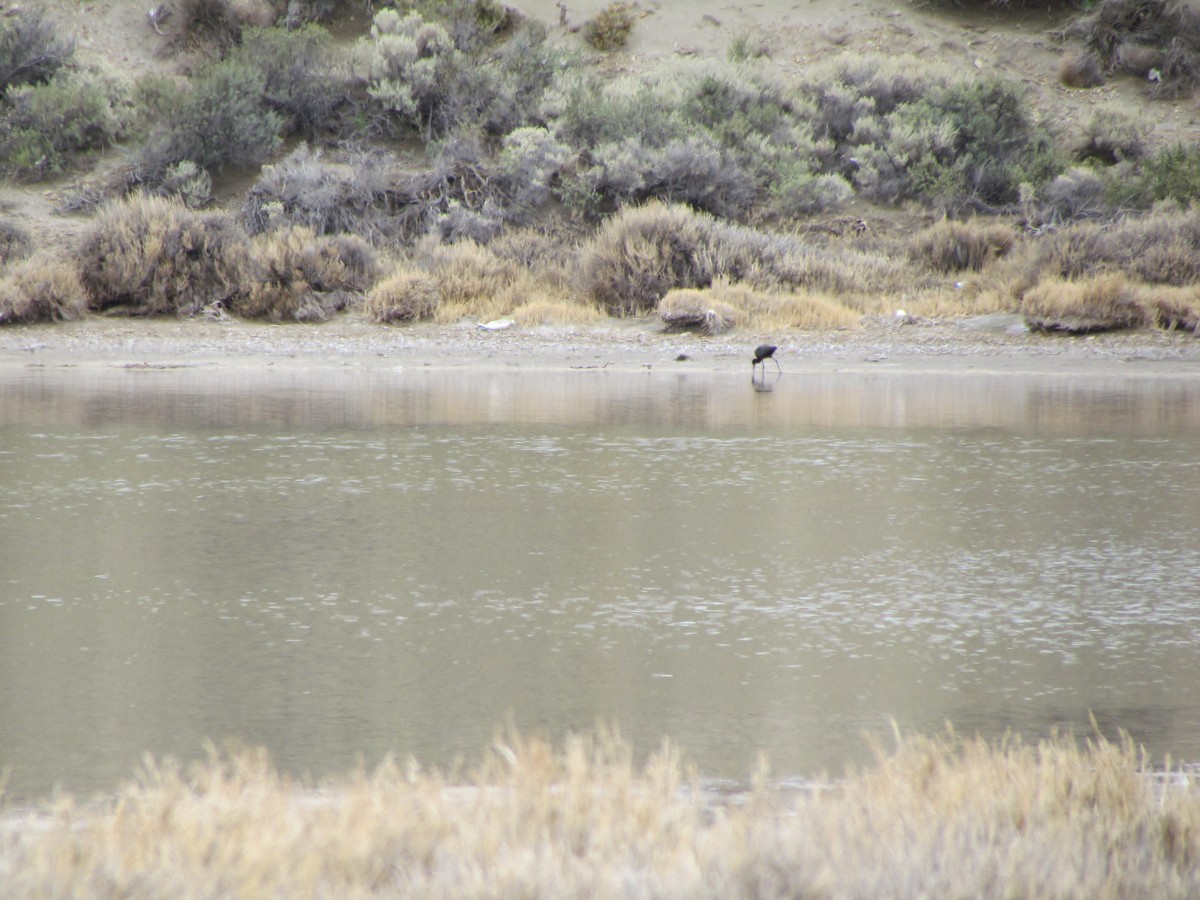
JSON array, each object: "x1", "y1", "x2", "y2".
[{"x1": 3, "y1": 315, "x2": 1200, "y2": 380}]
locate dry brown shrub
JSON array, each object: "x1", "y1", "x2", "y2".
[
  {"x1": 170, "y1": 0, "x2": 242, "y2": 53},
  {"x1": 364, "y1": 269, "x2": 440, "y2": 323},
  {"x1": 77, "y1": 194, "x2": 250, "y2": 316},
  {"x1": 579, "y1": 202, "x2": 722, "y2": 315},
  {"x1": 582, "y1": 1, "x2": 638, "y2": 50},
  {"x1": 235, "y1": 226, "x2": 378, "y2": 321},
  {"x1": 0, "y1": 251, "x2": 87, "y2": 324},
  {"x1": 1058, "y1": 52, "x2": 1104, "y2": 88},
  {"x1": 1022, "y1": 273, "x2": 1149, "y2": 334},
  {"x1": 909, "y1": 219, "x2": 1016, "y2": 274}
]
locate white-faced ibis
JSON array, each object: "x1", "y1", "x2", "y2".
[{"x1": 752, "y1": 343, "x2": 781, "y2": 376}]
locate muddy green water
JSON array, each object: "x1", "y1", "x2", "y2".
[{"x1": 2, "y1": 366, "x2": 1199, "y2": 800}]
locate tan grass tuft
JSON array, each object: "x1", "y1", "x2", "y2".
[
  {"x1": 1022, "y1": 273, "x2": 1149, "y2": 334},
  {"x1": 364, "y1": 268, "x2": 441, "y2": 323},
  {"x1": 510, "y1": 292, "x2": 604, "y2": 326},
  {"x1": 0, "y1": 251, "x2": 87, "y2": 325}
]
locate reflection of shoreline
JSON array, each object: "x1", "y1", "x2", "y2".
[{"x1": 4, "y1": 368, "x2": 1200, "y2": 435}]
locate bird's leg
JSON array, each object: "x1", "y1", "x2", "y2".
[{"x1": 771, "y1": 357, "x2": 782, "y2": 374}]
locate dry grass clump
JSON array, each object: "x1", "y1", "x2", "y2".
[
  {"x1": 511, "y1": 293, "x2": 605, "y2": 326},
  {"x1": 1, "y1": 728, "x2": 1197, "y2": 898},
  {"x1": 363, "y1": 268, "x2": 440, "y2": 323},
  {"x1": 1022, "y1": 273, "x2": 1149, "y2": 334},
  {"x1": 235, "y1": 227, "x2": 378, "y2": 322},
  {"x1": 77, "y1": 194, "x2": 250, "y2": 316},
  {"x1": 0, "y1": 250, "x2": 87, "y2": 324},
  {"x1": 908, "y1": 219, "x2": 1015, "y2": 273}
]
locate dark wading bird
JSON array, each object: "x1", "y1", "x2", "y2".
[{"x1": 752, "y1": 344, "x2": 781, "y2": 379}]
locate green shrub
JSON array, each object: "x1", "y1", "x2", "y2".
[
  {"x1": 873, "y1": 79, "x2": 1061, "y2": 209},
  {"x1": 1143, "y1": 144, "x2": 1200, "y2": 204},
  {"x1": 226, "y1": 26, "x2": 351, "y2": 139},
  {"x1": 135, "y1": 57, "x2": 283, "y2": 186},
  {"x1": 77, "y1": 194, "x2": 251, "y2": 315},
  {"x1": 0, "y1": 72, "x2": 126, "y2": 180},
  {"x1": 355, "y1": 11, "x2": 559, "y2": 140},
  {"x1": 0, "y1": 7, "x2": 73, "y2": 95},
  {"x1": 582, "y1": 2, "x2": 637, "y2": 51},
  {"x1": 0, "y1": 250, "x2": 87, "y2": 324}
]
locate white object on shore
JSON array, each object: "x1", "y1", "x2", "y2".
[{"x1": 478, "y1": 319, "x2": 515, "y2": 331}]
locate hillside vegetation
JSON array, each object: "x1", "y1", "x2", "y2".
[{"x1": 3, "y1": 0, "x2": 1200, "y2": 335}]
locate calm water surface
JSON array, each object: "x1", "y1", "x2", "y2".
[{"x1": 2, "y1": 366, "x2": 1199, "y2": 800}]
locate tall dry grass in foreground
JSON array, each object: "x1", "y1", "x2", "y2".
[{"x1": 1, "y1": 729, "x2": 1196, "y2": 898}]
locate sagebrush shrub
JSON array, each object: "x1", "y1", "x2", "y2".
[
  {"x1": 0, "y1": 8, "x2": 73, "y2": 95},
  {"x1": 227, "y1": 26, "x2": 351, "y2": 139},
  {"x1": 0, "y1": 72, "x2": 126, "y2": 180},
  {"x1": 0, "y1": 250, "x2": 87, "y2": 324},
  {"x1": 244, "y1": 145, "x2": 408, "y2": 238},
  {"x1": 1075, "y1": 111, "x2": 1147, "y2": 165},
  {"x1": 77, "y1": 194, "x2": 251, "y2": 315},
  {"x1": 135, "y1": 57, "x2": 283, "y2": 186}
]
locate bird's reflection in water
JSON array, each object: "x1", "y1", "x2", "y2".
[{"x1": 751, "y1": 374, "x2": 777, "y2": 393}]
